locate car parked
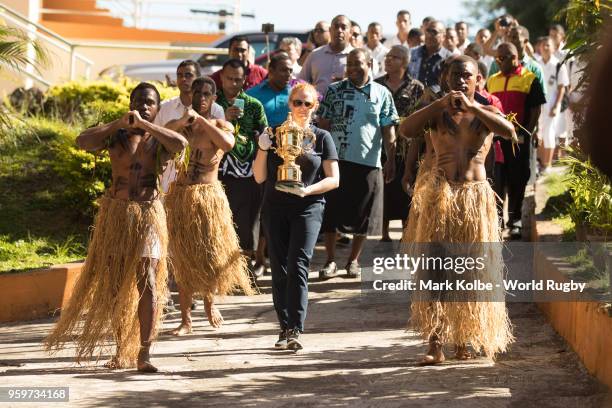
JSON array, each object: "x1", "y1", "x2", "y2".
[{"x1": 99, "y1": 31, "x2": 308, "y2": 82}]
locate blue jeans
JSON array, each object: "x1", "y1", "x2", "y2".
[{"x1": 262, "y1": 200, "x2": 323, "y2": 332}]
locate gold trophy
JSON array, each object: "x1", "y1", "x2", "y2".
[{"x1": 271, "y1": 113, "x2": 315, "y2": 191}]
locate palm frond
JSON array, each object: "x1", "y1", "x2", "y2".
[
  {"x1": 0, "y1": 25, "x2": 49, "y2": 127},
  {"x1": 0, "y1": 25, "x2": 49, "y2": 74}
]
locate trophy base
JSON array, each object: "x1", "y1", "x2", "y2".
[{"x1": 275, "y1": 180, "x2": 304, "y2": 190}]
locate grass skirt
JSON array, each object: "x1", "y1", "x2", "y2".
[
  {"x1": 401, "y1": 158, "x2": 435, "y2": 243},
  {"x1": 403, "y1": 170, "x2": 514, "y2": 358},
  {"x1": 45, "y1": 195, "x2": 168, "y2": 368},
  {"x1": 165, "y1": 182, "x2": 254, "y2": 297}
]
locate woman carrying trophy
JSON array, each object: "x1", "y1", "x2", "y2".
[{"x1": 253, "y1": 83, "x2": 339, "y2": 351}]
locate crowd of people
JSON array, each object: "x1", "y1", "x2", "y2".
[{"x1": 44, "y1": 9, "x2": 578, "y2": 372}]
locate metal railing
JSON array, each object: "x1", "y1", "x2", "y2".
[
  {"x1": 0, "y1": 3, "x2": 227, "y2": 87},
  {"x1": 0, "y1": 3, "x2": 94, "y2": 85}
]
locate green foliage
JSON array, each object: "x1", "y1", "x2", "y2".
[
  {"x1": 556, "y1": 0, "x2": 611, "y2": 131},
  {"x1": 1, "y1": 115, "x2": 111, "y2": 221},
  {"x1": 462, "y1": 0, "x2": 569, "y2": 37},
  {"x1": 44, "y1": 76, "x2": 179, "y2": 125},
  {"x1": 1, "y1": 77, "x2": 180, "y2": 271},
  {"x1": 562, "y1": 147, "x2": 612, "y2": 233},
  {"x1": 0, "y1": 26, "x2": 49, "y2": 127},
  {"x1": 0, "y1": 26, "x2": 49, "y2": 74},
  {"x1": 558, "y1": 0, "x2": 611, "y2": 61},
  {"x1": 0, "y1": 234, "x2": 85, "y2": 273},
  {"x1": 0, "y1": 115, "x2": 91, "y2": 271},
  {"x1": 50, "y1": 138, "x2": 112, "y2": 216}
]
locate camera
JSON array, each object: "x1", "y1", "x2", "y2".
[
  {"x1": 499, "y1": 17, "x2": 510, "y2": 27},
  {"x1": 262, "y1": 23, "x2": 274, "y2": 34}
]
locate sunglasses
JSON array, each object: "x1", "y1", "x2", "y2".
[
  {"x1": 426, "y1": 29, "x2": 442, "y2": 35},
  {"x1": 314, "y1": 28, "x2": 328, "y2": 33},
  {"x1": 291, "y1": 99, "x2": 314, "y2": 108}
]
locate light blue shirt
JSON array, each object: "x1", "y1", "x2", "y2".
[
  {"x1": 246, "y1": 80, "x2": 290, "y2": 128},
  {"x1": 318, "y1": 78, "x2": 399, "y2": 168}
]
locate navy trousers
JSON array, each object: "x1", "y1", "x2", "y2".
[{"x1": 263, "y1": 200, "x2": 323, "y2": 332}]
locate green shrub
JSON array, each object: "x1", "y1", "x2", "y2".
[
  {"x1": 44, "y1": 77, "x2": 179, "y2": 125},
  {"x1": 5, "y1": 116, "x2": 112, "y2": 218},
  {"x1": 562, "y1": 147, "x2": 612, "y2": 234}
]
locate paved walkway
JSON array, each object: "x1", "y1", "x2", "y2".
[{"x1": 1, "y1": 217, "x2": 610, "y2": 407}]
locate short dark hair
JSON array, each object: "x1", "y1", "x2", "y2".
[
  {"x1": 130, "y1": 82, "x2": 160, "y2": 104},
  {"x1": 397, "y1": 10, "x2": 410, "y2": 19},
  {"x1": 367, "y1": 22, "x2": 381, "y2": 31},
  {"x1": 269, "y1": 52, "x2": 291, "y2": 69},
  {"x1": 455, "y1": 21, "x2": 468, "y2": 28},
  {"x1": 498, "y1": 42, "x2": 519, "y2": 57},
  {"x1": 229, "y1": 35, "x2": 249, "y2": 48},
  {"x1": 350, "y1": 20, "x2": 360, "y2": 29},
  {"x1": 514, "y1": 25, "x2": 530, "y2": 41},
  {"x1": 349, "y1": 47, "x2": 372, "y2": 62},
  {"x1": 331, "y1": 15, "x2": 350, "y2": 26},
  {"x1": 408, "y1": 28, "x2": 422, "y2": 40},
  {"x1": 445, "y1": 55, "x2": 478, "y2": 73},
  {"x1": 466, "y1": 42, "x2": 483, "y2": 57},
  {"x1": 222, "y1": 58, "x2": 246, "y2": 72},
  {"x1": 177, "y1": 59, "x2": 201, "y2": 77},
  {"x1": 422, "y1": 16, "x2": 435, "y2": 26},
  {"x1": 191, "y1": 76, "x2": 216, "y2": 96}
]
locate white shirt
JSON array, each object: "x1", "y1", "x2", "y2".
[
  {"x1": 540, "y1": 55, "x2": 569, "y2": 108},
  {"x1": 445, "y1": 47, "x2": 462, "y2": 56},
  {"x1": 154, "y1": 95, "x2": 224, "y2": 126},
  {"x1": 554, "y1": 42, "x2": 567, "y2": 61},
  {"x1": 457, "y1": 40, "x2": 470, "y2": 53},
  {"x1": 292, "y1": 61, "x2": 302, "y2": 76},
  {"x1": 481, "y1": 55, "x2": 495, "y2": 73},
  {"x1": 367, "y1": 42, "x2": 389, "y2": 77},
  {"x1": 386, "y1": 34, "x2": 410, "y2": 48}
]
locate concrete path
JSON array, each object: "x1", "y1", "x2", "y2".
[{"x1": 0, "y1": 221, "x2": 610, "y2": 407}]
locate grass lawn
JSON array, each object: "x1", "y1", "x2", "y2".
[
  {"x1": 0, "y1": 117, "x2": 90, "y2": 273},
  {"x1": 541, "y1": 169, "x2": 576, "y2": 241}
]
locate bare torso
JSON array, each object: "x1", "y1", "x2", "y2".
[
  {"x1": 108, "y1": 129, "x2": 170, "y2": 201},
  {"x1": 176, "y1": 119, "x2": 226, "y2": 185},
  {"x1": 430, "y1": 106, "x2": 492, "y2": 182}
]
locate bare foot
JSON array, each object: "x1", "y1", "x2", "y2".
[
  {"x1": 418, "y1": 340, "x2": 445, "y2": 366},
  {"x1": 455, "y1": 344, "x2": 474, "y2": 360},
  {"x1": 137, "y1": 347, "x2": 158, "y2": 373},
  {"x1": 204, "y1": 298, "x2": 224, "y2": 328},
  {"x1": 103, "y1": 356, "x2": 122, "y2": 370},
  {"x1": 169, "y1": 323, "x2": 193, "y2": 336}
]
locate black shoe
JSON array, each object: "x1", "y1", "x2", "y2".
[
  {"x1": 345, "y1": 260, "x2": 361, "y2": 278},
  {"x1": 319, "y1": 261, "x2": 338, "y2": 280},
  {"x1": 287, "y1": 328, "x2": 303, "y2": 351},
  {"x1": 252, "y1": 263, "x2": 265, "y2": 278},
  {"x1": 274, "y1": 330, "x2": 288, "y2": 349},
  {"x1": 509, "y1": 227, "x2": 522, "y2": 239},
  {"x1": 190, "y1": 302, "x2": 196, "y2": 311}
]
